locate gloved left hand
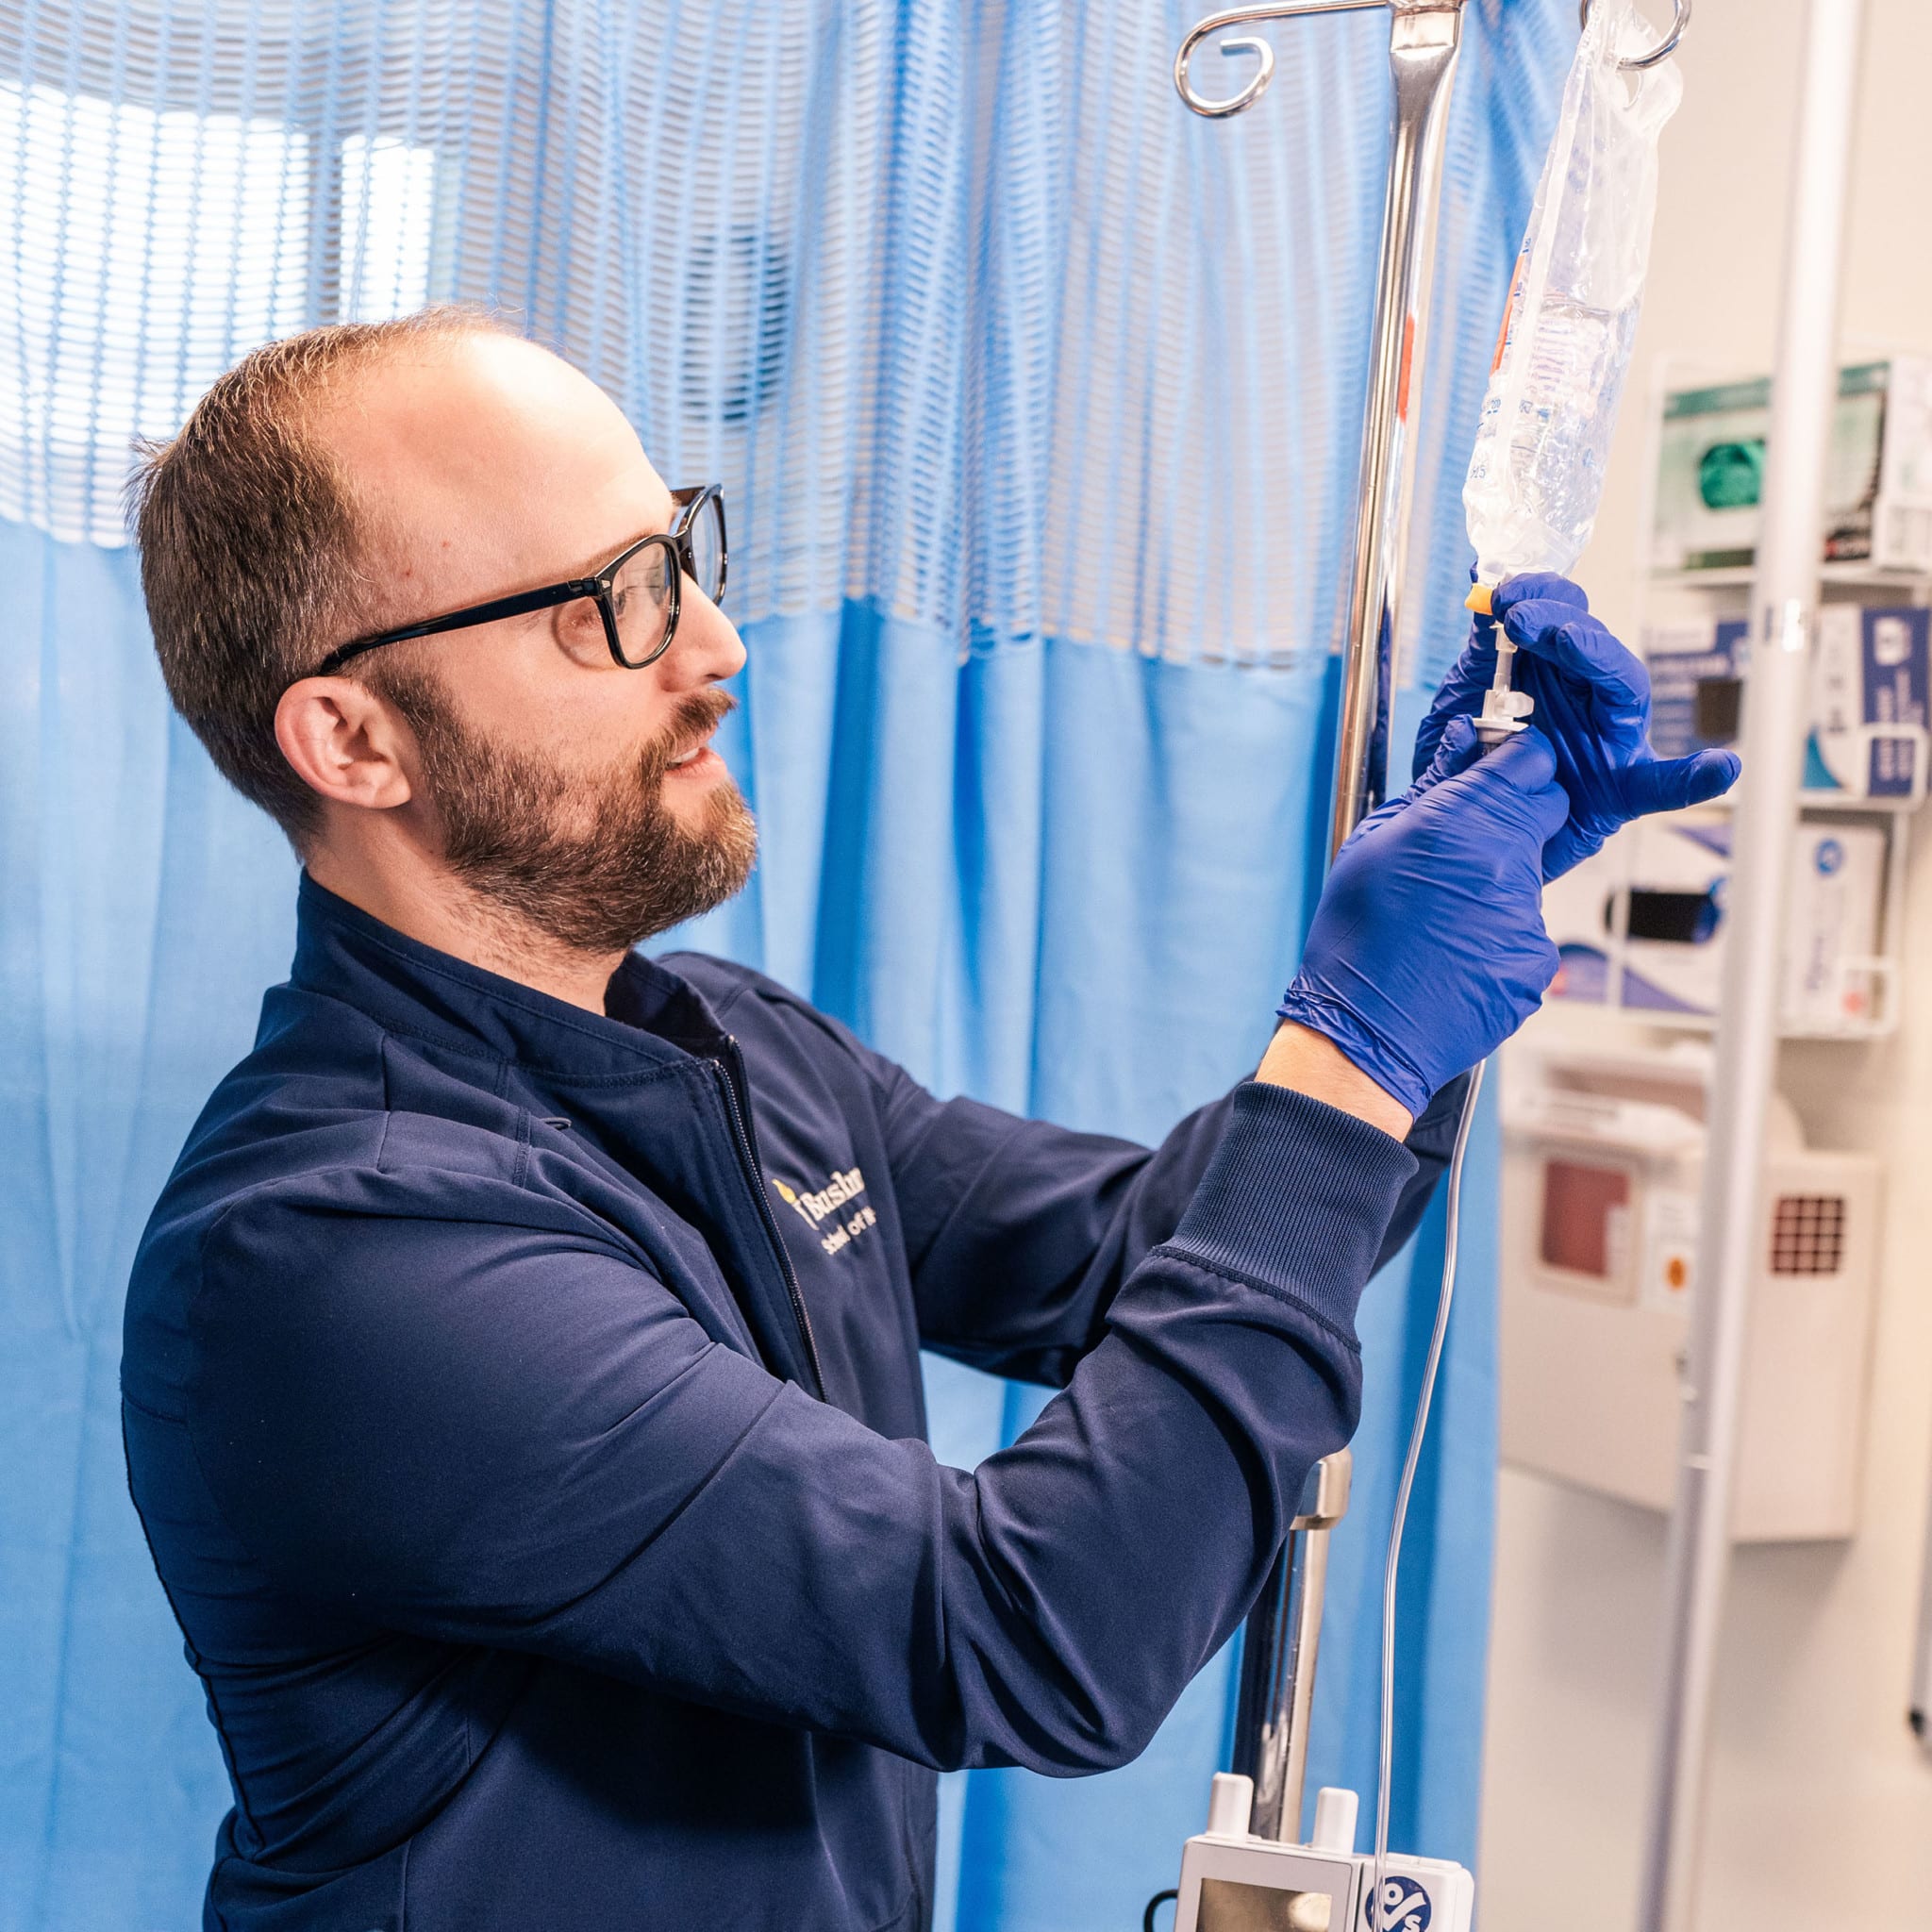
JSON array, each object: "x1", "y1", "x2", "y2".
[{"x1": 1412, "y1": 572, "x2": 1742, "y2": 879}]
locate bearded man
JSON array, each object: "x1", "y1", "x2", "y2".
[{"x1": 120, "y1": 308, "x2": 1725, "y2": 1932}]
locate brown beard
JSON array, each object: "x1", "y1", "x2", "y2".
[{"x1": 373, "y1": 668, "x2": 758, "y2": 954}]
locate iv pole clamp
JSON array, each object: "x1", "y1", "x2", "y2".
[{"x1": 1172, "y1": 0, "x2": 1695, "y2": 1857}]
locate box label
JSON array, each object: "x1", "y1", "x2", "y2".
[{"x1": 1863, "y1": 608, "x2": 1928, "y2": 796}]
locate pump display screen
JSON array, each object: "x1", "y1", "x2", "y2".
[{"x1": 1198, "y1": 1876, "x2": 1336, "y2": 1931}]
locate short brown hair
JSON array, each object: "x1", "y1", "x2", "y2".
[{"x1": 129, "y1": 306, "x2": 504, "y2": 841}]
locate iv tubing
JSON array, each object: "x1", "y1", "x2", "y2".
[{"x1": 1373, "y1": 1057, "x2": 1486, "y2": 1923}]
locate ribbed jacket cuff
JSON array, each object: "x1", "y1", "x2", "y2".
[{"x1": 1162, "y1": 1081, "x2": 1418, "y2": 1336}]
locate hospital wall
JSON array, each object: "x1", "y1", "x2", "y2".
[{"x1": 1475, "y1": 0, "x2": 1932, "y2": 1924}]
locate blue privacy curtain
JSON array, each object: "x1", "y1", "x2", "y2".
[{"x1": 0, "y1": 3, "x2": 1573, "y2": 1926}]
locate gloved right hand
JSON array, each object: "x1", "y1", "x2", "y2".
[
  {"x1": 1416, "y1": 572, "x2": 1741, "y2": 879},
  {"x1": 1277, "y1": 718, "x2": 1568, "y2": 1121}
]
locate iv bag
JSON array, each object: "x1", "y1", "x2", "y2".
[{"x1": 1463, "y1": 0, "x2": 1682, "y2": 588}]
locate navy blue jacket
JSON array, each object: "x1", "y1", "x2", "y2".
[{"x1": 123, "y1": 877, "x2": 1457, "y2": 1932}]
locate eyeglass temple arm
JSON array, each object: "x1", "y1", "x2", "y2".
[{"x1": 312, "y1": 579, "x2": 604, "y2": 677}]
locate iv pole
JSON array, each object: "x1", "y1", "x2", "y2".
[
  {"x1": 1174, "y1": 0, "x2": 1472, "y2": 1844},
  {"x1": 1174, "y1": 0, "x2": 1693, "y2": 1851},
  {"x1": 1636, "y1": 0, "x2": 1865, "y2": 1923}
]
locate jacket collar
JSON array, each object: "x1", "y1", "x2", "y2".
[{"x1": 289, "y1": 873, "x2": 729, "y2": 1077}]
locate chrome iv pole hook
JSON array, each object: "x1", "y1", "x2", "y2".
[
  {"x1": 1174, "y1": 0, "x2": 1689, "y2": 116},
  {"x1": 1174, "y1": 0, "x2": 1385, "y2": 119},
  {"x1": 1581, "y1": 0, "x2": 1691, "y2": 71}
]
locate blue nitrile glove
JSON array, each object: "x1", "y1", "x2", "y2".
[
  {"x1": 1278, "y1": 718, "x2": 1569, "y2": 1121},
  {"x1": 1413, "y1": 571, "x2": 1742, "y2": 879}
]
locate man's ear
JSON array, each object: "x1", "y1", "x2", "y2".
[{"x1": 274, "y1": 677, "x2": 418, "y2": 815}]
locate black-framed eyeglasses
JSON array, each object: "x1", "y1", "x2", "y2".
[{"x1": 308, "y1": 484, "x2": 728, "y2": 681}]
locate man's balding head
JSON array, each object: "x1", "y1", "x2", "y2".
[
  {"x1": 133, "y1": 306, "x2": 512, "y2": 839},
  {"x1": 310, "y1": 328, "x2": 674, "y2": 639}
]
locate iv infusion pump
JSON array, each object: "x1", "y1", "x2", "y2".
[{"x1": 1170, "y1": 1775, "x2": 1473, "y2": 1932}]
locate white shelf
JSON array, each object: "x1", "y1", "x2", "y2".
[
  {"x1": 1605, "y1": 356, "x2": 1926, "y2": 1048},
  {"x1": 1541, "y1": 997, "x2": 1896, "y2": 1046},
  {"x1": 1591, "y1": 351, "x2": 1924, "y2": 1042},
  {"x1": 1798, "y1": 791, "x2": 1924, "y2": 815},
  {"x1": 1681, "y1": 790, "x2": 1927, "y2": 816},
  {"x1": 1648, "y1": 562, "x2": 1932, "y2": 591}
]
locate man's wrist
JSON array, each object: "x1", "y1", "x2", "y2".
[{"x1": 1255, "y1": 1022, "x2": 1413, "y2": 1141}]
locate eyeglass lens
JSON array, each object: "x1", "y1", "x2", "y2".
[
  {"x1": 683, "y1": 492, "x2": 724, "y2": 603},
  {"x1": 608, "y1": 541, "x2": 677, "y2": 667},
  {"x1": 603, "y1": 496, "x2": 725, "y2": 667}
]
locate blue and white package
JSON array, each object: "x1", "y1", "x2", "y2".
[
  {"x1": 1620, "y1": 814, "x2": 1733, "y2": 1017},
  {"x1": 1780, "y1": 825, "x2": 1887, "y2": 1030},
  {"x1": 1644, "y1": 619, "x2": 1748, "y2": 761},
  {"x1": 1541, "y1": 808, "x2": 1886, "y2": 1030},
  {"x1": 1646, "y1": 606, "x2": 1930, "y2": 802},
  {"x1": 1807, "y1": 604, "x2": 1930, "y2": 802}
]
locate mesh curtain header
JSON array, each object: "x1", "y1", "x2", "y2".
[{"x1": 0, "y1": 0, "x2": 1436, "y2": 671}]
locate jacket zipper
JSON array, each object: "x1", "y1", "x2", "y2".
[{"x1": 713, "y1": 1039, "x2": 826, "y2": 1401}]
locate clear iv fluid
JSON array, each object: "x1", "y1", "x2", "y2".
[
  {"x1": 1461, "y1": 0, "x2": 1680, "y2": 591},
  {"x1": 1463, "y1": 288, "x2": 1640, "y2": 587}
]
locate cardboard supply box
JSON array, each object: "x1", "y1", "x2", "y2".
[
  {"x1": 1643, "y1": 604, "x2": 1930, "y2": 806},
  {"x1": 1543, "y1": 811, "x2": 1886, "y2": 1031},
  {"x1": 1651, "y1": 357, "x2": 1932, "y2": 575}
]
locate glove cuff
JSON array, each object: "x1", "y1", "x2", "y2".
[{"x1": 1274, "y1": 985, "x2": 1434, "y2": 1123}]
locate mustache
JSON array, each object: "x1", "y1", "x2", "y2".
[{"x1": 645, "y1": 689, "x2": 737, "y2": 775}]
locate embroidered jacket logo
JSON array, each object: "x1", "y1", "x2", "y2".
[{"x1": 773, "y1": 1168, "x2": 877, "y2": 1257}]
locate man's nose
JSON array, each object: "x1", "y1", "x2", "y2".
[{"x1": 658, "y1": 583, "x2": 747, "y2": 690}]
